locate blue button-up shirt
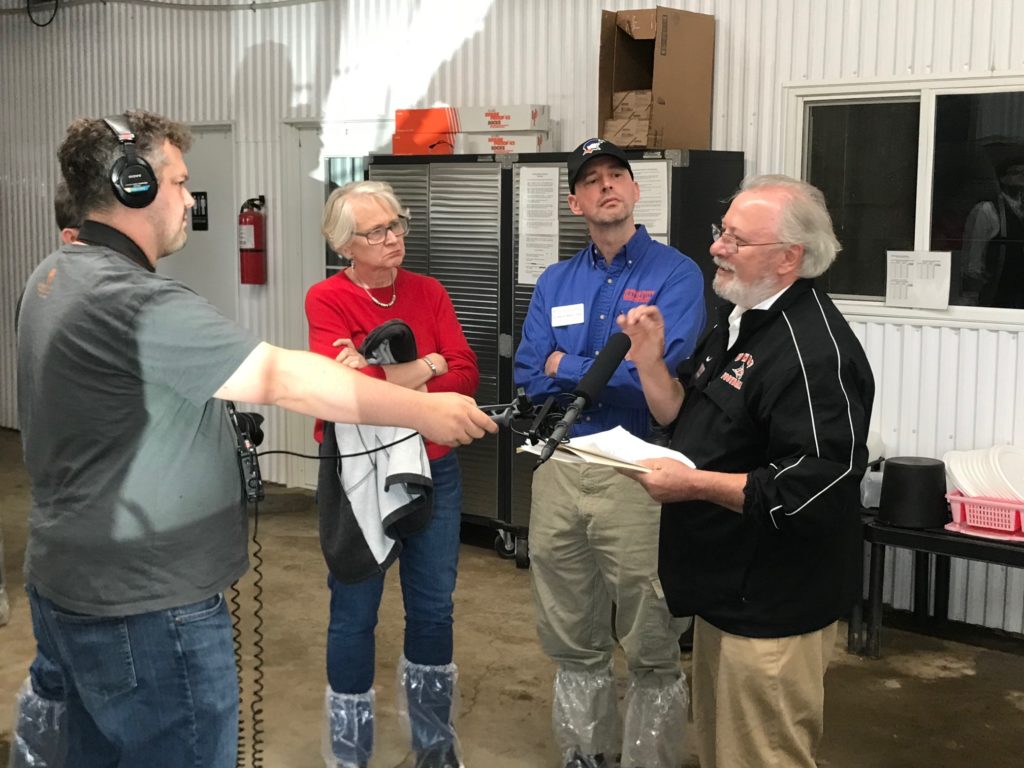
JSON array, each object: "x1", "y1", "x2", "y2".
[{"x1": 514, "y1": 225, "x2": 706, "y2": 439}]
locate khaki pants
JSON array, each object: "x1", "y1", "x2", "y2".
[
  {"x1": 692, "y1": 616, "x2": 839, "y2": 768},
  {"x1": 529, "y1": 460, "x2": 684, "y2": 677}
]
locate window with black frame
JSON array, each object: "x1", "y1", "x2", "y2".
[
  {"x1": 805, "y1": 99, "x2": 920, "y2": 300},
  {"x1": 803, "y1": 88, "x2": 1024, "y2": 310},
  {"x1": 931, "y1": 91, "x2": 1024, "y2": 309}
]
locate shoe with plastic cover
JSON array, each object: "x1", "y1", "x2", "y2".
[{"x1": 563, "y1": 751, "x2": 609, "y2": 768}]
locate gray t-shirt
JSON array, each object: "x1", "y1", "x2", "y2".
[{"x1": 17, "y1": 239, "x2": 260, "y2": 615}]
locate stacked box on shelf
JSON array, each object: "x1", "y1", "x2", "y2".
[
  {"x1": 392, "y1": 105, "x2": 550, "y2": 155},
  {"x1": 603, "y1": 89, "x2": 652, "y2": 147},
  {"x1": 455, "y1": 132, "x2": 548, "y2": 154}
]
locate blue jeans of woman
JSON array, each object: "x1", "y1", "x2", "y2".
[
  {"x1": 326, "y1": 451, "x2": 462, "y2": 693},
  {"x1": 26, "y1": 585, "x2": 238, "y2": 767}
]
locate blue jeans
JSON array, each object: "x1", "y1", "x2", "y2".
[
  {"x1": 27, "y1": 586, "x2": 239, "y2": 767},
  {"x1": 326, "y1": 451, "x2": 463, "y2": 694}
]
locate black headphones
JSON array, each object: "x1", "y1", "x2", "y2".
[{"x1": 103, "y1": 115, "x2": 158, "y2": 209}]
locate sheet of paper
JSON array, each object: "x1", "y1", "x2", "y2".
[
  {"x1": 517, "y1": 442, "x2": 652, "y2": 472},
  {"x1": 517, "y1": 426, "x2": 695, "y2": 474},
  {"x1": 884, "y1": 251, "x2": 951, "y2": 310},
  {"x1": 518, "y1": 166, "x2": 560, "y2": 284},
  {"x1": 568, "y1": 426, "x2": 695, "y2": 467},
  {"x1": 631, "y1": 160, "x2": 669, "y2": 236}
]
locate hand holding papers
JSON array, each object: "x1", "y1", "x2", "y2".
[{"x1": 518, "y1": 426, "x2": 695, "y2": 473}]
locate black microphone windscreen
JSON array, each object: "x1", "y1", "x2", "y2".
[{"x1": 573, "y1": 332, "x2": 632, "y2": 405}]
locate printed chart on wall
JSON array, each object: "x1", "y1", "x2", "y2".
[
  {"x1": 631, "y1": 160, "x2": 669, "y2": 242},
  {"x1": 885, "y1": 251, "x2": 951, "y2": 309},
  {"x1": 518, "y1": 166, "x2": 560, "y2": 284}
]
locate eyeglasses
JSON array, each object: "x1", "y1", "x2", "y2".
[
  {"x1": 711, "y1": 223, "x2": 786, "y2": 254},
  {"x1": 355, "y1": 216, "x2": 410, "y2": 245}
]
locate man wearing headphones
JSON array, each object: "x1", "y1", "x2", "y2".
[{"x1": 15, "y1": 110, "x2": 496, "y2": 767}]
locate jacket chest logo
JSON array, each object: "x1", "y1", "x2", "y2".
[{"x1": 720, "y1": 352, "x2": 754, "y2": 391}]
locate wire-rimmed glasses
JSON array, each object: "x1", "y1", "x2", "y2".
[
  {"x1": 711, "y1": 223, "x2": 786, "y2": 254},
  {"x1": 356, "y1": 216, "x2": 410, "y2": 245}
]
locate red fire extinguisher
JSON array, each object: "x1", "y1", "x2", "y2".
[{"x1": 238, "y1": 195, "x2": 267, "y2": 285}]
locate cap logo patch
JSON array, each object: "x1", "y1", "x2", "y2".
[{"x1": 581, "y1": 139, "x2": 604, "y2": 155}]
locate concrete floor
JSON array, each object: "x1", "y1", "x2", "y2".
[{"x1": 2, "y1": 426, "x2": 1024, "y2": 767}]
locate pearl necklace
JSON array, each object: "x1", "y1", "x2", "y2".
[{"x1": 348, "y1": 267, "x2": 397, "y2": 308}]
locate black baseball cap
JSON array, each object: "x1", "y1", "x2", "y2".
[{"x1": 566, "y1": 138, "x2": 633, "y2": 193}]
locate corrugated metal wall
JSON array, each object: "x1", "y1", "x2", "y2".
[
  {"x1": 851, "y1": 319, "x2": 1024, "y2": 631},
  {"x1": 2, "y1": 0, "x2": 1023, "y2": 630}
]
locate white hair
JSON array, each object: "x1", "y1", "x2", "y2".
[
  {"x1": 739, "y1": 174, "x2": 841, "y2": 278},
  {"x1": 320, "y1": 180, "x2": 408, "y2": 252}
]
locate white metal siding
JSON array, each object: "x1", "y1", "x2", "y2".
[
  {"x1": 851, "y1": 320, "x2": 1024, "y2": 631},
  {"x1": 2, "y1": 0, "x2": 1023, "y2": 629}
]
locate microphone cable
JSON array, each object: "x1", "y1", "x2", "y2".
[
  {"x1": 232, "y1": 493, "x2": 266, "y2": 768},
  {"x1": 255, "y1": 429, "x2": 420, "y2": 461},
  {"x1": 249, "y1": 496, "x2": 266, "y2": 768}
]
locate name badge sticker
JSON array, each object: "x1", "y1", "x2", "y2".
[{"x1": 551, "y1": 303, "x2": 585, "y2": 327}]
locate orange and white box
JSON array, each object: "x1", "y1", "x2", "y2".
[
  {"x1": 395, "y1": 105, "x2": 549, "y2": 134},
  {"x1": 454, "y1": 132, "x2": 549, "y2": 154},
  {"x1": 390, "y1": 132, "x2": 455, "y2": 155}
]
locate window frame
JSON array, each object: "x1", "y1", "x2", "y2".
[{"x1": 783, "y1": 73, "x2": 1024, "y2": 331}]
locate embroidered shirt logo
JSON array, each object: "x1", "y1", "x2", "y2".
[
  {"x1": 720, "y1": 352, "x2": 754, "y2": 390},
  {"x1": 622, "y1": 288, "x2": 655, "y2": 303}
]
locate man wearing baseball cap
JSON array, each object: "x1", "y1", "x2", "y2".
[{"x1": 514, "y1": 138, "x2": 706, "y2": 768}]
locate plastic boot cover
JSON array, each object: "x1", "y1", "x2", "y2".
[
  {"x1": 10, "y1": 676, "x2": 68, "y2": 768},
  {"x1": 620, "y1": 675, "x2": 689, "y2": 768},
  {"x1": 562, "y1": 751, "x2": 610, "y2": 768},
  {"x1": 321, "y1": 686, "x2": 374, "y2": 768},
  {"x1": 552, "y1": 665, "x2": 619, "y2": 765},
  {"x1": 396, "y1": 656, "x2": 462, "y2": 768}
]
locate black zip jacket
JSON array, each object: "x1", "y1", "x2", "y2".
[{"x1": 660, "y1": 279, "x2": 875, "y2": 637}]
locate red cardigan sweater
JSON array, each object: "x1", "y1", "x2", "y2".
[{"x1": 304, "y1": 268, "x2": 479, "y2": 460}]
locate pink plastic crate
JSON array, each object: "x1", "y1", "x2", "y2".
[{"x1": 946, "y1": 493, "x2": 1022, "y2": 533}]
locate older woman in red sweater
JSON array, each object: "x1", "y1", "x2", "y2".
[{"x1": 306, "y1": 180, "x2": 478, "y2": 768}]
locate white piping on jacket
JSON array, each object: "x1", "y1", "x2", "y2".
[{"x1": 777, "y1": 289, "x2": 857, "y2": 521}]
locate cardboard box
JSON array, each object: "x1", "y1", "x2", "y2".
[
  {"x1": 395, "y1": 105, "x2": 549, "y2": 134},
  {"x1": 602, "y1": 117, "x2": 650, "y2": 148},
  {"x1": 454, "y1": 132, "x2": 549, "y2": 154},
  {"x1": 390, "y1": 132, "x2": 455, "y2": 155},
  {"x1": 599, "y1": 7, "x2": 715, "y2": 150},
  {"x1": 612, "y1": 89, "x2": 653, "y2": 120}
]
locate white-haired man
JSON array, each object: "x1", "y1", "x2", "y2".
[{"x1": 618, "y1": 175, "x2": 875, "y2": 768}]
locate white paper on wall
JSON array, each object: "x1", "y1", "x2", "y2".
[
  {"x1": 517, "y1": 166, "x2": 561, "y2": 284},
  {"x1": 885, "y1": 251, "x2": 951, "y2": 310}
]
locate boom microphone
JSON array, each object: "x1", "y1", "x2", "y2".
[{"x1": 536, "y1": 333, "x2": 632, "y2": 467}]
